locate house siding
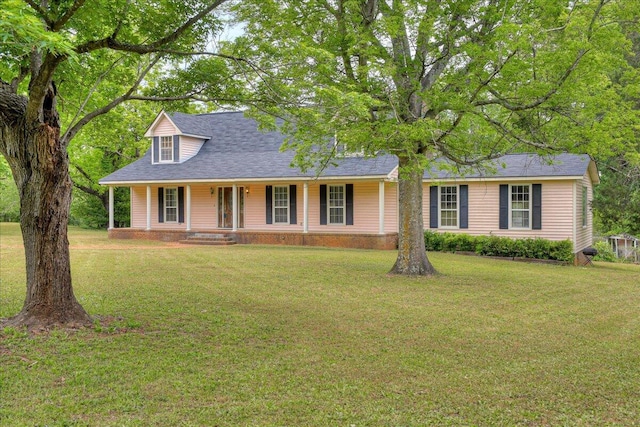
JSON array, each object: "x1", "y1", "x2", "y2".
[
  {"x1": 179, "y1": 136, "x2": 205, "y2": 163},
  {"x1": 131, "y1": 182, "x2": 397, "y2": 233},
  {"x1": 574, "y1": 172, "x2": 594, "y2": 252},
  {"x1": 130, "y1": 186, "x2": 147, "y2": 228},
  {"x1": 153, "y1": 117, "x2": 177, "y2": 136},
  {"x1": 423, "y1": 181, "x2": 576, "y2": 242},
  {"x1": 190, "y1": 185, "x2": 217, "y2": 229},
  {"x1": 384, "y1": 182, "x2": 398, "y2": 234},
  {"x1": 130, "y1": 182, "x2": 392, "y2": 234},
  {"x1": 246, "y1": 182, "x2": 387, "y2": 233}
]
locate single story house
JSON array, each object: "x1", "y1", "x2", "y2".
[{"x1": 99, "y1": 111, "x2": 599, "y2": 255}]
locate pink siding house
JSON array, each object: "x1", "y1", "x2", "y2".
[{"x1": 100, "y1": 111, "x2": 599, "y2": 253}]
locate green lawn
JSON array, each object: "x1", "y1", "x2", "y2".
[{"x1": 1, "y1": 223, "x2": 639, "y2": 426}]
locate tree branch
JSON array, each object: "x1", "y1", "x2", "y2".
[
  {"x1": 63, "y1": 55, "x2": 130, "y2": 142},
  {"x1": 23, "y1": 0, "x2": 55, "y2": 29},
  {"x1": 62, "y1": 56, "x2": 162, "y2": 145},
  {"x1": 74, "y1": 0, "x2": 228, "y2": 54},
  {"x1": 474, "y1": 49, "x2": 588, "y2": 112},
  {"x1": 52, "y1": 0, "x2": 87, "y2": 31}
]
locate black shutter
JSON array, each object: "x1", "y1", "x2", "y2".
[
  {"x1": 266, "y1": 185, "x2": 273, "y2": 224},
  {"x1": 460, "y1": 185, "x2": 468, "y2": 229},
  {"x1": 499, "y1": 184, "x2": 509, "y2": 229},
  {"x1": 158, "y1": 187, "x2": 164, "y2": 223},
  {"x1": 320, "y1": 184, "x2": 327, "y2": 225},
  {"x1": 532, "y1": 184, "x2": 542, "y2": 230},
  {"x1": 153, "y1": 136, "x2": 159, "y2": 163},
  {"x1": 178, "y1": 186, "x2": 184, "y2": 223},
  {"x1": 345, "y1": 184, "x2": 354, "y2": 225},
  {"x1": 173, "y1": 135, "x2": 180, "y2": 162},
  {"x1": 429, "y1": 186, "x2": 438, "y2": 229},
  {"x1": 289, "y1": 185, "x2": 297, "y2": 225}
]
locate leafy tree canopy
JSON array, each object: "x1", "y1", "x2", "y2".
[
  {"x1": 233, "y1": 0, "x2": 638, "y2": 172},
  {"x1": 231, "y1": 0, "x2": 640, "y2": 274}
]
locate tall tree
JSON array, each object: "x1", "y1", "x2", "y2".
[
  {"x1": 233, "y1": 0, "x2": 637, "y2": 275},
  {"x1": 592, "y1": 24, "x2": 640, "y2": 236},
  {"x1": 0, "y1": 0, "x2": 234, "y2": 329}
]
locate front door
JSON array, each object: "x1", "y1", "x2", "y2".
[{"x1": 218, "y1": 187, "x2": 244, "y2": 228}]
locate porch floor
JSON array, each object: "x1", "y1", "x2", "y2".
[{"x1": 108, "y1": 228, "x2": 398, "y2": 250}]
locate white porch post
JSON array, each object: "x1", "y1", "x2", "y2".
[
  {"x1": 378, "y1": 181, "x2": 385, "y2": 235},
  {"x1": 303, "y1": 182, "x2": 309, "y2": 233},
  {"x1": 146, "y1": 185, "x2": 152, "y2": 231},
  {"x1": 232, "y1": 184, "x2": 238, "y2": 231},
  {"x1": 108, "y1": 186, "x2": 115, "y2": 230},
  {"x1": 186, "y1": 185, "x2": 192, "y2": 231}
]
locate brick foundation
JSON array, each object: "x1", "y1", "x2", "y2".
[{"x1": 108, "y1": 228, "x2": 399, "y2": 250}]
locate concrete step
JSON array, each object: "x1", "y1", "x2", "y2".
[{"x1": 180, "y1": 233, "x2": 236, "y2": 246}]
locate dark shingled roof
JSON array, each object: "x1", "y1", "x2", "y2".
[
  {"x1": 100, "y1": 111, "x2": 397, "y2": 184},
  {"x1": 100, "y1": 111, "x2": 594, "y2": 184},
  {"x1": 424, "y1": 153, "x2": 593, "y2": 180}
]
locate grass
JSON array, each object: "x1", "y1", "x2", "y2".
[{"x1": 1, "y1": 222, "x2": 639, "y2": 426}]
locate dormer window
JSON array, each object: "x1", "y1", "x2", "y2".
[{"x1": 160, "y1": 136, "x2": 173, "y2": 162}]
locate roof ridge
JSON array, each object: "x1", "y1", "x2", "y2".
[{"x1": 168, "y1": 111, "x2": 245, "y2": 118}]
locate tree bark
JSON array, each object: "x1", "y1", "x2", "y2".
[
  {"x1": 389, "y1": 155, "x2": 438, "y2": 276},
  {"x1": 1, "y1": 85, "x2": 92, "y2": 330}
]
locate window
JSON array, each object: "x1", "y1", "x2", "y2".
[
  {"x1": 582, "y1": 186, "x2": 588, "y2": 228},
  {"x1": 511, "y1": 185, "x2": 530, "y2": 228},
  {"x1": 164, "y1": 187, "x2": 178, "y2": 222},
  {"x1": 273, "y1": 186, "x2": 289, "y2": 224},
  {"x1": 439, "y1": 186, "x2": 458, "y2": 228},
  {"x1": 328, "y1": 185, "x2": 345, "y2": 225},
  {"x1": 160, "y1": 136, "x2": 173, "y2": 162}
]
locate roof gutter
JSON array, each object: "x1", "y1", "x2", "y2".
[
  {"x1": 99, "y1": 175, "x2": 396, "y2": 186},
  {"x1": 423, "y1": 175, "x2": 586, "y2": 183}
]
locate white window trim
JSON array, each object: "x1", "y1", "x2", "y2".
[
  {"x1": 160, "y1": 136, "x2": 174, "y2": 163},
  {"x1": 273, "y1": 185, "x2": 289, "y2": 224},
  {"x1": 509, "y1": 184, "x2": 531, "y2": 230},
  {"x1": 581, "y1": 185, "x2": 588, "y2": 228},
  {"x1": 164, "y1": 187, "x2": 178, "y2": 223},
  {"x1": 328, "y1": 184, "x2": 346, "y2": 225},
  {"x1": 438, "y1": 185, "x2": 459, "y2": 229}
]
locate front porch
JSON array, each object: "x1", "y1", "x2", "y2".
[{"x1": 108, "y1": 228, "x2": 399, "y2": 250}]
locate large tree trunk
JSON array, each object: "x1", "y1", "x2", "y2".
[
  {"x1": 1, "y1": 84, "x2": 92, "y2": 330},
  {"x1": 389, "y1": 156, "x2": 438, "y2": 276}
]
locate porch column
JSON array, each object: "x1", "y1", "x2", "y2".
[
  {"x1": 303, "y1": 182, "x2": 309, "y2": 233},
  {"x1": 146, "y1": 185, "x2": 152, "y2": 231},
  {"x1": 378, "y1": 181, "x2": 385, "y2": 235},
  {"x1": 186, "y1": 185, "x2": 192, "y2": 231},
  {"x1": 108, "y1": 186, "x2": 115, "y2": 230},
  {"x1": 232, "y1": 183, "x2": 238, "y2": 231}
]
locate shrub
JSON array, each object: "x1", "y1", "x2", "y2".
[
  {"x1": 549, "y1": 240, "x2": 574, "y2": 262},
  {"x1": 425, "y1": 231, "x2": 574, "y2": 262},
  {"x1": 478, "y1": 235, "x2": 514, "y2": 257},
  {"x1": 592, "y1": 241, "x2": 617, "y2": 262},
  {"x1": 424, "y1": 230, "x2": 444, "y2": 252}
]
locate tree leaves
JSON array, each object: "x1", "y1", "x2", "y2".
[{"x1": 233, "y1": 0, "x2": 638, "y2": 174}]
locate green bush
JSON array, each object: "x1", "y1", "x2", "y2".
[
  {"x1": 425, "y1": 231, "x2": 574, "y2": 262},
  {"x1": 592, "y1": 241, "x2": 617, "y2": 262},
  {"x1": 549, "y1": 240, "x2": 574, "y2": 262},
  {"x1": 424, "y1": 230, "x2": 444, "y2": 251}
]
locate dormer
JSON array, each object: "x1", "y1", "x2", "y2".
[{"x1": 144, "y1": 110, "x2": 209, "y2": 164}]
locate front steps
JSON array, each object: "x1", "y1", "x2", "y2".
[{"x1": 180, "y1": 233, "x2": 237, "y2": 246}]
